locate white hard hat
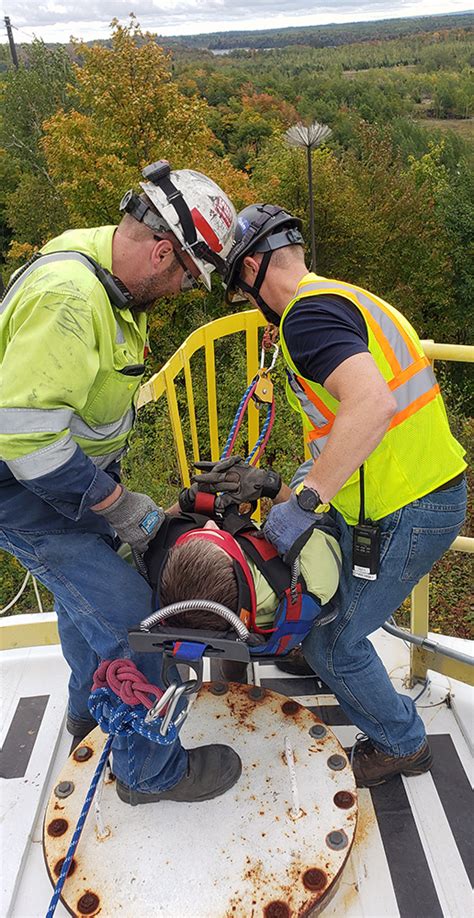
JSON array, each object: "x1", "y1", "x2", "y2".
[{"x1": 136, "y1": 161, "x2": 236, "y2": 291}]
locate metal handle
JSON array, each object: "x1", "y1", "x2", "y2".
[{"x1": 139, "y1": 600, "x2": 250, "y2": 641}]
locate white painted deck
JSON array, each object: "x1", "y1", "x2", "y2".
[{"x1": 1, "y1": 629, "x2": 473, "y2": 918}]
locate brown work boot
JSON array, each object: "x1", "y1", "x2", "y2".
[{"x1": 348, "y1": 737, "x2": 433, "y2": 787}]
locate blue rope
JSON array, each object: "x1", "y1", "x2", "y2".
[
  {"x1": 220, "y1": 380, "x2": 255, "y2": 460},
  {"x1": 45, "y1": 734, "x2": 113, "y2": 918},
  {"x1": 246, "y1": 402, "x2": 272, "y2": 464}
]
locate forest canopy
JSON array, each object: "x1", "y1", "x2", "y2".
[{"x1": 0, "y1": 13, "x2": 472, "y2": 629}]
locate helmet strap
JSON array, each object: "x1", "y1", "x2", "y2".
[{"x1": 237, "y1": 251, "x2": 281, "y2": 326}]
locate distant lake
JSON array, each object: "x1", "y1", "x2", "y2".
[{"x1": 210, "y1": 48, "x2": 250, "y2": 55}]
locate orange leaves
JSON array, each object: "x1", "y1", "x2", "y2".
[{"x1": 41, "y1": 17, "x2": 248, "y2": 225}]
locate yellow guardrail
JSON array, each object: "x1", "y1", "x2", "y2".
[
  {"x1": 138, "y1": 321, "x2": 474, "y2": 688},
  {"x1": 1, "y1": 314, "x2": 472, "y2": 689}
]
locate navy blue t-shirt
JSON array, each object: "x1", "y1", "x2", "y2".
[{"x1": 281, "y1": 294, "x2": 369, "y2": 385}]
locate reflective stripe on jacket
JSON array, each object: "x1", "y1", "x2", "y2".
[
  {"x1": 280, "y1": 273, "x2": 466, "y2": 524},
  {"x1": 0, "y1": 227, "x2": 147, "y2": 480}
]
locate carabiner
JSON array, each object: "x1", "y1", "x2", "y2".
[
  {"x1": 260, "y1": 342, "x2": 279, "y2": 372},
  {"x1": 160, "y1": 683, "x2": 189, "y2": 736},
  {"x1": 144, "y1": 682, "x2": 178, "y2": 724}
]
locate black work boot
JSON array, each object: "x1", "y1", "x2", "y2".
[
  {"x1": 219, "y1": 660, "x2": 248, "y2": 683},
  {"x1": 116, "y1": 744, "x2": 242, "y2": 805},
  {"x1": 66, "y1": 714, "x2": 97, "y2": 739},
  {"x1": 348, "y1": 737, "x2": 433, "y2": 787},
  {"x1": 275, "y1": 646, "x2": 315, "y2": 677}
]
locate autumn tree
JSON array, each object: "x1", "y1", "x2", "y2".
[{"x1": 42, "y1": 17, "x2": 250, "y2": 228}]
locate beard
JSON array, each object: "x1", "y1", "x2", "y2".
[{"x1": 132, "y1": 260, "x2": 181, "y2": 312}]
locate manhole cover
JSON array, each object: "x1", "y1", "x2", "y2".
[{"x1": 44, "y1": 683, "x2": 357, "y2": 917}]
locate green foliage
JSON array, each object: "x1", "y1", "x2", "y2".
[{"x1": 1, "y1": 15, "x2": 472, "y2": 638}]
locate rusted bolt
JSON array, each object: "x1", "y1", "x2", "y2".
[
  {"x1": 327, "y1": 754, "x2": 346, "y2": 771},
  {"x1": 326, "y1": 829, "x2": 349, "y2": 850},
  {"x1": 47, "y1": 818, "x2": 68, "y2": 837},
  {"x1": 77, "y1": 892, "x2": 100, "y2": 914},
  {"x1": 309, "y1": 724, "x2": 327, "y2": 739},
  {"x1": 73, "y1": 745, "x2": 93, "y2": 762},
  {"x1": 302, "y1": 868, "x2": 327, "y2": 891},
  {"x1": 334, "y1": 791, "x2": 356, "y2": 809},
  {"x1": 248, "y1": 686, "x2": 265, "y2": 700},
  {"x1": 264, "y1": 901, "x2": 290, "y2": 918},
  {"x1": 55, "y1": 780, "x2": 75, "y2": 798},
  {"x1": 281, "y1": 700, "x2": 299, "y2": 716},
  {"x1": 54, "y1": 857, "x2": 77, "y2": 878},
  {"x1": 209, "y1": 682, "x2": 228, "y2": 695}
]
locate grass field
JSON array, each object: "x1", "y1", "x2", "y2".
[{"x1": 416, "y1": 118, "x2": 473, "y2": 141}]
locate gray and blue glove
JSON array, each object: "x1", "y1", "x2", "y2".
[
  {"x1": 263, "y1": 492, "x2": 340, "y2": 564},
  {"x1": 95, "y1": 486, "x2": 165, "y2": 555}
]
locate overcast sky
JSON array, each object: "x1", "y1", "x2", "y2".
[{"x1": 2, "y1": 0, "x2": 472, "y2": 44}]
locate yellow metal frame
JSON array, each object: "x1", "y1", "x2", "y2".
[{"x1": 1, "y1": 318, "x2": 472, "y2": 688}]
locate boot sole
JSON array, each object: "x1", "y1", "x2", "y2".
[{"x1": 116, "y1": 760, "x2": 242, "y2": 805}]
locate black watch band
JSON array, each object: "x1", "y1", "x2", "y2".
[{"x1": 296, "y1": 486, "x2": 321, "y2": 512}]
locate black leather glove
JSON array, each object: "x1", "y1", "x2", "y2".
[
  {"x1": 192, "y1": 456, "x2": 282, "y2": 503},
  {"x1": 178, "y1": 483, "x2": 236, "y2": 515}
]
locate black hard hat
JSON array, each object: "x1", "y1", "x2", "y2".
[{"x1": 224, "y1": 204, "x2": 303, "y2": 305}]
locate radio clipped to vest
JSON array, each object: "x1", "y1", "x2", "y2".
[{"x1": 352, "y1": 465, "x2": 381, "y2": 581}]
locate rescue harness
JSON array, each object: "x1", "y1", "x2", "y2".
[{"x1": 128, "y1": 506, "x2": 339, "y2": 673}]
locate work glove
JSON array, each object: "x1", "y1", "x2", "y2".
[
  {"x1": 178, "y1": 482, "x2": 236, "y2": 515},
  {"x1": 94, "y1": 486, "x2": 165, "y2": 554},
  {"x1": 191, "y1": 456, "x2": 282, "y2": 503},
  {"x1": 263, "y1": 493, "x2": 340, "y2": 564}
]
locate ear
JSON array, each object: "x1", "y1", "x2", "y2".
[
  {"x1": 151, "y1": 237, "x2": 174, "y2": 270},
  {"x1": 242, "y1": 254, "x2": 260, "y2": 281}
]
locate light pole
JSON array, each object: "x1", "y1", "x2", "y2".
[{"x1": 285, "y1": 121, "x2": 332, "y2": 271}]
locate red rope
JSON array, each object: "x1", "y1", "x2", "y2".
[{"x1": 92, "y1": 659, "x2": 164, "y2": 710}]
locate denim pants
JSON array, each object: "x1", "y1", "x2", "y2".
[
  {"x1": 291, "y1": 464, "x2": 467, "y2": 756},
  {"x1": 0, "y1": 527, "x2": 187, "y2": 791}
]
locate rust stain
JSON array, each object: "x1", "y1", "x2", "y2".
[
  {"x1": 73, "y1": 745, "x2": 93, "y2": 763},
  {"x1": 302, "y1": 868, "x2": 327, "y2": 892},
  {"x1": 334, "y1": 791, "x2": 356, "y2": 809},
  {"x1": 53, "y1": 857, "x2": 77, "y2": 878},
  {"x1": 264, "y1": 901, "x2": 291, "y2": 918},
  {"x1": 281, "y1": 701, "x2": 299, "y2": 716},
  {"x1": 47, "y1": 818, "x2": 68, "y2": 837},
  {"x1": 77, "y1": 891, "x2": 100, "y2": 914}
]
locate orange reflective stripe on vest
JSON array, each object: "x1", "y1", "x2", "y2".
[{"x1": 279, "y1": 273, "x2": 466, "y2": 523}]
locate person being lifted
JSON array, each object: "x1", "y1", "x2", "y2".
[
  {"x1": 202, "y1": 203, "x2": 467, "y2": 787},
  {"x1": 0, "y1": 161, "x2": 242, "y2": 805}
]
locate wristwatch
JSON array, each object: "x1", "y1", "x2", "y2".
[{"x1": 296, "y1": 486, "x2": 322, "y2": 512}]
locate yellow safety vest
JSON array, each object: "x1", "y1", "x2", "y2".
[{"x1": 280, "y1": 274, "x2": 466, "y2": 525}]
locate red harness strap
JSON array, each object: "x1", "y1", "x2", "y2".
[
  {"x1": 193, "y1": 492, "x2": 216, "y2": 515},
  {"x1": 175, "y1": 528, "x2": 258, "y2": 623}
]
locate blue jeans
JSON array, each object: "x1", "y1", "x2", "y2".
[
  {"x1": 0, "y1": 527, "x2": 187, "y2": 791},
  {"x1": 291, "y1": 465, "x2": 467, "y2": 755}
]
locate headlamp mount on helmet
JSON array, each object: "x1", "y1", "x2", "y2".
[{"x1": 121, "y1": 160, "x2": 229, "y2": 281}]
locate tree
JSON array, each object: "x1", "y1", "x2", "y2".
[
  {"x1": 42, "y1": 18, "x2": 250, "y2": 228},
  {"x1": 0, "y1": 39, "x2": 74, "y2": 256}
]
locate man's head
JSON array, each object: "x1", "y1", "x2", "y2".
[
  {"x1": 160, "y1": 521, "x2": 239, "y2": 630},
  {"x1": 114, "y1": 160, "x2": 237, "y2": 309},
  {"x1": 223, "y1": 203, "x2": 307, "y2": 325}
]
